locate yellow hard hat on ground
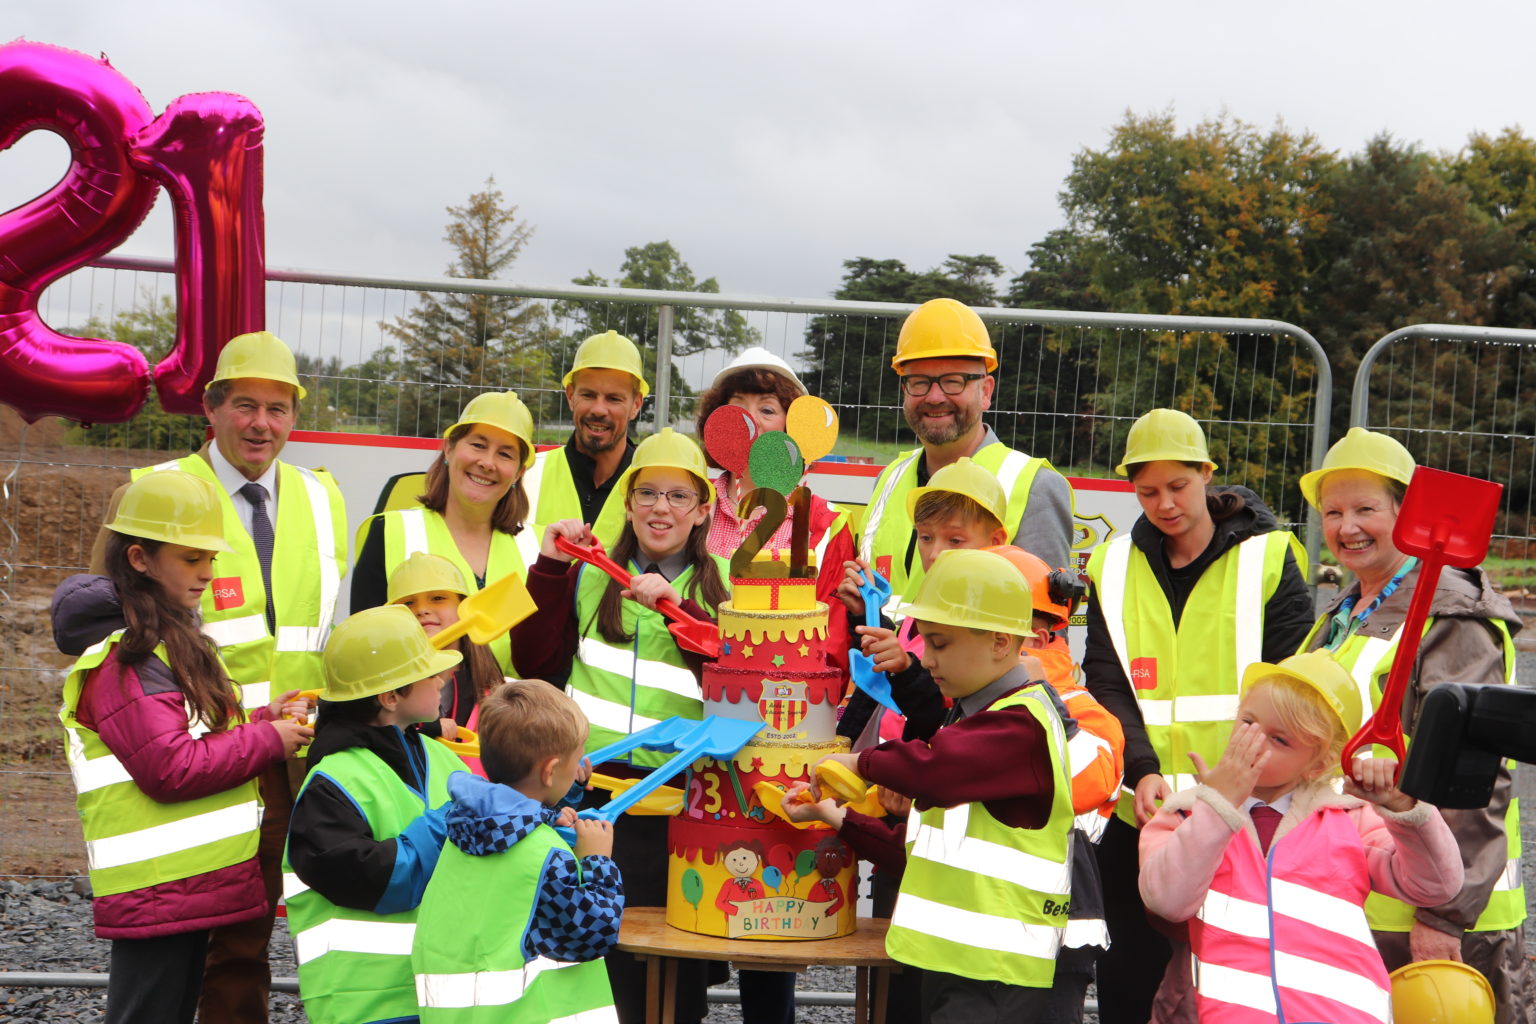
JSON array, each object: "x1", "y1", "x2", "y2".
[
  {"x1": 891, "y1": 298, "x2": 998, "y2": 373},
  {"x1": 893, "y1": 548, "x2": 1035, "y2": 636},
  {"x1": 1241, "y1": 649, "x2": 1364, "y2": 737},
  {"x1": 1299, "y1": 427, "x2": 1416, "y2": 509},
  {"x1": 563, "y1": 330, "x2": 650, "y2": 397},
  {"x1": 1116, "y1": 408, "x2": 1217, "y2": 477},
  {"x1": 321, "y1": 605, "x2": 461, "y2": 703},
  {"x1": 388, "y1": 552, "x2": 470, "y2": 605},
  {"x1": 1388, "y1": 960, "x2": 1496, "y2": 1024},
  {"x1": 444, "y1": 391, "x2": 536, "y2": 467},
  {"x1": 206, "y1": 331, "x2": 307, "y2": 399},
  {"x1": 710, "y1": 346, "x2": 807, "y2": 396},
  {"x1": 616, "y1": 428, "x2": 711, "y2": 497},
  {"x1": 106, "y1": 472, "x2": 232, "y2": 553},
  {"x1": 906, "y1": 457, "x2": 1008, "y2": 527},
  {"x1": 987, "y1": 545, "x2": 1074, "y2": 628}
]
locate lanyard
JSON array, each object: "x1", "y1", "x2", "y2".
[{"x1": 1326, "y1": 557, "x2": 1417, "y2": 649}]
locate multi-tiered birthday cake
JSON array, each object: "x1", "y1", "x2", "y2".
[{"x1": 666, "y1": 549, "x2": 857, "y2": 940}]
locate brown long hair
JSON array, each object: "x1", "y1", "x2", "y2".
[
  {"x1": 102, "y1": 533, "x2": 240, "y2": 730},
  {"x1": 418, "y1": 424, "x2": 530, "y2": 535},
  {"x1": 587, "y1": 473, "x2": 728, "y2": 644},
  {"x1": 456, "y1": 635, "x2": 505, "y2": 700},
  {"x1": 694, "y1": 368, "x2": 804, "y2": 471},
  {"x1": 1125, "y1": 460, "x2": 1248, "y2": 524}
]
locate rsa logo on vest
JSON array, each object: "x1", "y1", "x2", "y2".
[
  {"x1": 1130, "y1": 657, "x2": 1157, "y2": 690},
  {"x1": 212, "y1": 578, "x2": 245, "y2": 611}
]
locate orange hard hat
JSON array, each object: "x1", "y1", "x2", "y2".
[{"x1": 986, "y1": 545, "x2": 1081, "y2": 628}]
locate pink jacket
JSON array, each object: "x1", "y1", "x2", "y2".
[
  {"x1": 1139, "y1": 781, "x2": 1462, "y2": 1024},
  {"x1": 76, "y1": 651, "x2": 286, "y2": 939}
]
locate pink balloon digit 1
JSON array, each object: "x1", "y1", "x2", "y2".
[
  {"x1": 0, "y1": 42, "x2": 157, "y2": 424},
  {"x1": 131, "y1": 92, "x2": 266, "y2": 414}
]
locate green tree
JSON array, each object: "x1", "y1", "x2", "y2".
[
  {"x1": 1448, "y1": 127, "x2": 1536, "y2": 325},
  {"x1": 383, "y1": 178, "x2": 558, "y2": 436}
]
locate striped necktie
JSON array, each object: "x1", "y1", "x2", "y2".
[{"x1": 239, "y1": 481, "x2": 275, "y2": 633}]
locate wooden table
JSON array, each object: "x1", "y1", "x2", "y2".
[{"x1": 617, "y1": 907, "x2": 898, "y2": 1023}]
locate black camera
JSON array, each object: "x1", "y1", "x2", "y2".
[{"x1": 1399, "y1": 684, "x2": 1536, "y2": 808}]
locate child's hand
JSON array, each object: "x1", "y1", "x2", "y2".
[
  {"x1": 810, "y1": 753, "x2": 861, "y2": 802},
  {"x1": 269, "y1": 718, "x2": 314, "y2": 758},
  {"x1": 856, "y1": 625, "x2": 911, "y2": 675},
  {"x1": 554, "y1": 806, "x2": 578, "y2": 828},
  {"x1": 623, "y1": 573, "x2": 681, "y2": 612},
  {"x1": 1344, "y1": 757, "x2": 1415, "y2": 813},
  {"x1": 834, "y1": 560, "x2": 870, "y2": 619},
  {"x1": 782, "y1": 782, "x2": 845, "y2": 829},
  {"x1": 1189, "y1": 722, "x2": 1269, "y2": 810},
  {"x1": 575, "y1": 756, "x2": 593, "y2": 786},
  {"x1": 270, "y1": 689, "x2": 312, "y2": 723},
  {"x1": 437, "y1": 718, "x2": 458, "y2": 742},
  {"x1": 572, "y1": 817, "x2": 614, "y2": 859},
  {"x1": 876, "y1": 786, "x2": 912, "y2": 817},
  {"x1": 1019, "y1": 653, "x2": 1047, "y2": 683},
  {"x1": 542, "y1": 519, "x2": 593, "y2": 561},
  {"x1": 1132, "y1": 773, "x2": 1172, "y2": 826}
]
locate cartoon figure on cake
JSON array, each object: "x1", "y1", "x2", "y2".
[
  {"x1": 715, "y1": 839, "x2": 769, "y2": 915},
  {"x1": 810, "y1": 837, "x2": 852, "y2": 916}
]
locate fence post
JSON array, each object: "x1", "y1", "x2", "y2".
[{"x1": 654, "y1": 304, "x2": 675, "y2": 431}]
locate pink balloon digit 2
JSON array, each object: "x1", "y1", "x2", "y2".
[{"x1": 0, "y1": 42, "x2": 158, "y2": 424}]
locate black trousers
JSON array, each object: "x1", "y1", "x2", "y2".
[
  {"x1": 1093, "y1": 816, "x2": 1171, "y2": 1024},
  {"x1": 921, "y1": 968, "x2": 1054, "y2": 1022},
  {"x1": 105, "y1": 929, "x2": 210, "y2": 1024}
]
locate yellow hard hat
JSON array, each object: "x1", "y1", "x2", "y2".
[
  {"x1": 987, "y1": 545, "x2": 1074, "y2": 627},
  {"x1": 443, "y1": 391, "x2": 536, "y2": 467},
  {"x1": 1388, "y1": 960, "x2": 1496, "y2": 1024},
  {"x1": 616, "y1": 427, "x2": 711, "y2": 498},
  {"x1": 905, "y1": 457, "x2": 1007, "y2": 527},
  {"x1": 321, "y1": 605, "x2": 462, "y2": 703},
  {"x1": 106, "y1": 472, "x2": 232, "y2": 553},
  {"x1": 1241, "y1": 649, "x2": 1364, "y2": 738},
  {"x1": 892, "y1": 298, "x2": 998, "y2": 373},
  {"x1": 206, "y1": 331, "x2": 307, "y2": 400},
  {"x1": 1116, "y1": 408, "x2": 1218, "y2": 477},
  {"x1": 1299, "y1": 427, "x2": 1416, "y2": 509},
  {"x1": 387, "y1": 552, "x2": 470, "y2": 605},
  {"x1": 562, "y1": 330, "x2": 650, "y2": 398},
  {"x1": 893, "y1": 548, "x2": 1035, "y2": 636}
]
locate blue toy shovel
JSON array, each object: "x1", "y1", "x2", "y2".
[{"x1": 849, "y1": 567, "x2": 902, "y2": 714}]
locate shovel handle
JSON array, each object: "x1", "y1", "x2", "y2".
[
  {"x1": 430, "y1": 618, "x2": 472, "y2": 650},
  {"x1": 554, "y1": 533, "x2": 719, "y2": 649}
]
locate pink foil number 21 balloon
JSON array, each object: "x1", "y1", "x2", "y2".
[{"x1": 0, "y1": 41, "x2": 266, "y2": 423}]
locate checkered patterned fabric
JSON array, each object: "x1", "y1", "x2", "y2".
[{"x1": 527, "y1": 851, "x2": 625, "y2": 963}]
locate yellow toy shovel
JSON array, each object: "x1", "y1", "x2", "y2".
[{"x1": 429, "y1": 570, "x2": 537, "y2": 650}]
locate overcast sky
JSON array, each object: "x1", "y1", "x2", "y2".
[{"x1": 8, "y1": 1, "x2": 1536, "y2": 303}]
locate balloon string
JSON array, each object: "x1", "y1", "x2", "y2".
[{"x1": 0, "y1": 422, "x2": 26, "y2": 608}]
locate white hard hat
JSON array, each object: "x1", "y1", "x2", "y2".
[{"x1": 710, "y1": 347, "x2": 807, "y2": 397}]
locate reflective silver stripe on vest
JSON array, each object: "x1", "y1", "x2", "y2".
[
  {"x1": 906, "y1": 804, "x2": 1072, "y2": 896},
  {"x1": 1123, "y1": 773, "x2": 1201, "y2": 799},
  {"x1": 1493, "y1": 857, "x2": 1521, "y2": 892},
  {"x1": 1139, "y1": 694, "x2": 1241, "y2": 727},
  {"x1": 1345, "y1": 635, "x2": 1395, "y2": 729},
  {"x1": 400, "y1": 506, "x2": 431, "y2": 556},
  {"x1": 577, "y1": 636, "x2": 699, "y2": 700},
  {"x1": 858, "y1": 450, "x2": 922, "y2": 563},
  {"x1": 415, "y1": 955, "x2": 583, "y2": 1008},
  {"x1": 294, "y1": 467, "x2": 341, "y2": 640},
  {"x1": 890, "y1": 892, "x2": 1064, "y2": 960},
  {"x1": 1231, "y1": 534, "x2": 1268, "y2": 679},
  {"x1": 1096, "y1": 536, "x2": 1136, "y2": 682},
  {"x1": 1198, "y1": 953, "x2": 1389, "y2": 1022},
  {"x1": 86, "y1": 799, "x2": 262, "y2": 872},
  {"x1": 993, "y1": 450, "x2": 1030, "y2": 502},
  {"x1": 276, "y1": 626, "x2": 325, "y2": 653},
  {"x1": 1065, "y1": 728, "x2": 1112, "y2": 780},
  {"x1": 1062, "y1": 916, "x2": 1109, "y2": 950},
  {"x1": 1076, "y1": 810, "x2": 1110, "y2": 843},
  {"x1": 201, "y1": 613, "x2": 269, "y2": 648},
  {"x1": 282, "y1": 871, "x2": 310, "y2": 900},
  {"x1": 1200, "y1": 882, "x2": 1376, "y2": 950},
  {"x1": 66, "y1": 729, "x2": 132, "y2": 794},
  {"x1": 292, "y1": 918, "x2": 416, "y2": 966},
  {"x1": 568, "y1": 686, "x2": 661, "y2": 738},
  {"x1": 1197, "y1": 961, "x2": 1279, "y2": 1015},
  {"x1": 239, "y1": 681, "x2": 272, "y2": 710}
]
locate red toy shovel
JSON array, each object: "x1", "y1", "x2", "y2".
[
  {"x1": 1341, "y1": 466, "x2": 1503, "y2": 777},
  {"x1": 553, "y1": 534, "x2": 723, "y2": 658}
]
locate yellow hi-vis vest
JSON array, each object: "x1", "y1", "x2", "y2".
[
  {"x1": 518, "y1": 445, "x2": 629, "y2": 566},
  {"x1": 858, "y1": 442, "x2": 1052, "y2": 610},
  {"x1": 372, "y1": 506, "x2": 526, "y2": 675},
  {"x1": 134, "y1": 455, "x2": 346, "y2": 710},
  {"x1": 886, "y1": 684, "x2": 1076, "y2": 987},
  {"x1": 1087, "y1": 530, "x2": 1300, "y2": 827},
  {"x1": 567, "y1": 556, "x2": 728, "y2": 769},
  {"x1": 60, "y1": 633, "x2": 262, "y2": 898},
  {"x1": 1303, "y1": 615, "x2": 1526, "y2": 933}
]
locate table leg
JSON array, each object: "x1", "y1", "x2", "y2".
[
  {"x1": 644, "y1": 955, "x2": 660, "y2": 1024},
  {"x1": 662, "y1": 957, "x2": 678, "y2": 1024},
  {"x1": 855, "y1": 964, "x2": 869, "y2": 1022},
  {"x1": 872, "y1": 966, "x2": 890, "y2": 1024}
]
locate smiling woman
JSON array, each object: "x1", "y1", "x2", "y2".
[{"x1": 350, "y1": 391, "x2": 536, "y2": 674}]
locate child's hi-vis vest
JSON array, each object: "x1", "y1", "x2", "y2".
[
  {"x1": 1087, "y1": 530, "x2": 1298, "y2": 827},
  {"x1": 567, "y1": 557, "x2": 728, "y2": 769},
  {"x1": 1189, "y1": 806, "x2": 1390, "y2": 1024},
  {"x1": 374, "y1": 506, "x2": 525, "y2": 675},
  {"x1": 886, "y1": 684, "x2": 1076, "y2": 988},
  {"x1": 134, "y1": 455, "x2": 346, "y2": 710},
  {"x1": 60, "y1": 633, "x2": 261, "y2": 898},
  {"x1": 858, "y1": 443, "x2": 1052, "y2": 610},
  {"x1": 282, "y1": 739, "x2": 465, "y2": 1024},
  {"x1": 1304, "y1": 614, "x2": 1526, "y2": 934},
  {"x1": 412, "y1": 824, "x2": 616, "y2": 1022}
]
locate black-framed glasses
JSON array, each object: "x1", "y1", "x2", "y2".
[
  {"x1": 900, "y1": 372, "x2": 986, "y2": 397},
  {"x1": 632, "y1": 486, "x2": 700, "y2": 511}
]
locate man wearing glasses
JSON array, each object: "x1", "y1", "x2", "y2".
[{"x1": 858, "y1": 298, "x2": 1074, "y2": 604}]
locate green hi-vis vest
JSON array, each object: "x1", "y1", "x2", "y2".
[
  {"x1": 134, "y1": 455, "x2": 346, "y2": 711},
  {"x1": 858, "y1": 442, "x2": 1052, "y2": 610},
  {"x1": 373, "y1": 506, "x2": 526, "y2": 675},
  {"x1": 886, "y1": 684, "x2": 1076, "y2": 988},
  {"x1": 282, "y1": 739, "x2": 466, "y2": 1024},
  {"x1": 60, "y1": 633, "x2": 261, "y2": 898},
  {"x1": 519, "y1": 445, "x2": 629, "y2": 567},
  {"x1": 1304, "y1": 616, "x2": 1526, "y2": 933},
  {"x1": 412, "y1": 822, "x2": 617, "y2": 1023},
  {"x1": 1087, "y1": 530, "x2": 1300, "y2": 828},
  {"x1": 568, "y1": 556, "x2": 728, "y2": 769}
]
